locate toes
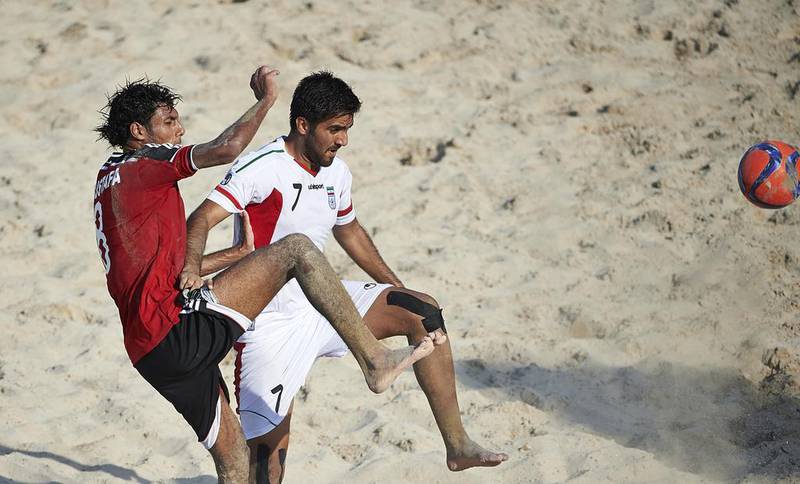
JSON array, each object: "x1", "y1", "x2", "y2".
[
  {"x1": 420, "y1": 336, "x2": 435, "y2": 352},
  {"x1": 427, "y1": 330, "x2": 447, "y2": 345},
  {"x1": 414, "y1": 336, "x2": 434, "y2": 352},
  {"x1": 489, "y1": 453, "x2": 508, "y2": 462},
  {"x1": 484, "y1": 452, "x2": 508, "y2": 465}
]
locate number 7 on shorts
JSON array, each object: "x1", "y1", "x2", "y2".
[{"x1": 271, "y1": 384, "x2": 284, "y2": 414}]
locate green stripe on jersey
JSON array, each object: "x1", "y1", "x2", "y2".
[{"x1": 235, "y1": 149, "x2": 284, "y2": 173}]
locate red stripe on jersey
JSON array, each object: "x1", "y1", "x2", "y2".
[
  {"x1": 233, "y1": 341, "x2": 245, "y2": 414},
  {"x1": 215, "y1": 185, "x2": 243, "y2": 211},
  {"x1": 294, "y1": 158, "x2": 320, "y2": 176},
  {"x1": 337, "y1": 203, "x2": 353, "y2": 217},
  {"x1": 246, "y1": 188, "x2": 283, "y2": 248}
]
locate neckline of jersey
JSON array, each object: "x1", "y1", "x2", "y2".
[
  {"x1": 292, "y1": 157, "x2": 320, "y2": 176},
  {"x1": 277, "y1": 136, "x2": 321, "y2": 177}
]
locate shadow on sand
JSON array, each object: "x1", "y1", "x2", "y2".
[
  {"x1": 0, "y1": 444, "x2": 148, "y2": 482},
  {"x1": 0, "y1": 444, "x2": 217, "y2": 483},
  {"x1": 457, "y1": 357, "x2": 800, "y2": 480}
]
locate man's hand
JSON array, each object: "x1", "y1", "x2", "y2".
[
  {"x1": 237, "y1": 210, "x2": 255, "y2": 255},
  {"x1": 191, "y1": 65, "x2": 280, "y2": 169},
  {"x1": 178, "y1": 266, "x2": 204, "y2": 291},
  {"x1": 250, "y1": 65, "x2": 280, "y2": 107}
]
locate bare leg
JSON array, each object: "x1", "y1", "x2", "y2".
[
  {"x1": 211, "y1": 234, "x2": 433, "y2": 393},
  {"x1": 247, "y1": 404, "x2": 293, "y2": 484},
  {"x1": 363, "y1": 287, "x2": 508, "y2": 471},
  {"x1": 209, "y1": 387, "x2": 250, "y2": 483}
]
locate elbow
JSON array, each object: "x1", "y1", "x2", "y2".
[
  {"x1": 199, "y1": 139, "x2": 245, "y2": 168},
  {"x1": 188, "y1": 199, "x2": 228, "y2": 233},
  {"x1": 187, "y1": 207, "x2": 211, "y2": 233},
  {"x1": 185, "y1": 212, "x2": 204, "y2": 234},
  {"x1": 211, "y1": 142, "x2": 244, "y2": 166}
]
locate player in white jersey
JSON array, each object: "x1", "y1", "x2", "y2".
[{"x1": 185, "y1": 72, "x2": 507, "y2": 483}]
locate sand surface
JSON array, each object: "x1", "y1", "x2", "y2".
[{"x1": 2, "y1": 0, "x2": 800, "y2": 482}]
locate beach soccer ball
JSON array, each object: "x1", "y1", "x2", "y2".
[{"x1": 737, "y1": 140, "x2": 800, "y2": 209}]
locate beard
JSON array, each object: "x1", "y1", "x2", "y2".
[{"x1": 304, "y1": 133, "x2": 335, "y2": 167}]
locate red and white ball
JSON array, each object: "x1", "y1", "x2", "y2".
[{"x1": 737, "y1": 140, "x2": 800, "y2": 209}]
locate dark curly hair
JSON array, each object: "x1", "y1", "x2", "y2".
[
  {"x1": 289, "y1": 71, "x2": 361, "y2": 133},
  {"x1": 95, "y1": 79, "x2": 181, "y2": 148}
]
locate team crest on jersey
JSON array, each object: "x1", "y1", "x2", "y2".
[
  {"x1": 220, "y1": 171, "x2": 233, "y2": 185},
  {"x1": 326, "y1": 186, "x2": 336, "y2": 209}
]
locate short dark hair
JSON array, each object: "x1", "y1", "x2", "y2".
[
  {"x1": 95, "y1": 79, "x2": 181, "y2": 148},
  {"x1": 289, "y1": 71, "x2": 361, "y2": 132}
]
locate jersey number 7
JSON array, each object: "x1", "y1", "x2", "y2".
[{"x1": 291, "y1": 183, "x2": 302, "y2": 211}]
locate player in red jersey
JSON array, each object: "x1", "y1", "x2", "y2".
[{"x1": 93, "y1": 66, "x2": 434, "y2": 482}]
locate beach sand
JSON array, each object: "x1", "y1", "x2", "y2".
[{"x1": 2, "y1": 0, "x2": 800, "y2": 482}]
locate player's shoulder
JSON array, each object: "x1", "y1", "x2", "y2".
[
  {"x1": 231, "y1": 136, "x2": 287, "y2": 174},
  {"x1": 134, "y1": 143, "x2": 186, "y2": 162},
  {"x1": 99, "y1": 151, "x2": 126, "y2": 172},
  {"x1": 329, "y1": 155, "x2": 352, "y2": 177}
]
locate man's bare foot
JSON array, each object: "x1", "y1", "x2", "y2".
[
  {"x1": 364, "y1": 336, "x2": 435, "y2": 393},
  {"x1": 447, "y1": 439, "x2": 508, "y2": 471}
]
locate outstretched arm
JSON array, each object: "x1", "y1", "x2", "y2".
[
  {"x1": 333, "y1": 218, "x2": 404, "y2": 287},
  {"x1": 180, "y1": 200, "x2": 238, "y2": 290},
  {"x1": 191, "y1": 66, "x2": 280, "y2": 169}
]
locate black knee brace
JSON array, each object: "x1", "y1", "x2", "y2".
[{"x1": 387, "y1": 291, "x2": 447, "y2": 334}]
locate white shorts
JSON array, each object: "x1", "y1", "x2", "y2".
[{"x1": 234, "y1": 280, "x2": 391, "y2": 440}]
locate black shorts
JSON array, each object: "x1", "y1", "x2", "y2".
[{"x1": 135, "y1": 310, "x2": 245, "y2": 443}]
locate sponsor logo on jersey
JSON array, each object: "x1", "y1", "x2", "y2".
[
  {"x1": 307, "y1": 183, "x2": 323, "y2": 190},
  {"x1": 94, "y1": 168, "x2": 122, "y2": 198},
  {"x1": 220, "y1": 171, "x2": 233, "y2": 185},
  {"x1": 364, "y1": 282, "x2": 377, "y2": 290},
  {"x1": 326, "y1": 186, "x2": 336, "y2": 209}
]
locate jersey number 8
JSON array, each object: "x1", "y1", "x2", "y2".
[{"x1": 95, "y1": 201, "x2": 111, "y2": 273}]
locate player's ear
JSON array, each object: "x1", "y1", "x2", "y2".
[
  {"x1": 129, "y1": 121, "x2": 148, "y2": 143},
  {"x1": 296, "y1": 117, "x2": 310, "y2": 136}
]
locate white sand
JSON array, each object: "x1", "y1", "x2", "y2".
[{"x1": 2, "y1": 0, "x2": 800, "y2": 482}]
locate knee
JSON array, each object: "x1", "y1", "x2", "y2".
[
  {"x1": 281, "y1": 233, "x2": 315, "y2": 251},
  {"x1": 400, "y1": 288, "x2": 440, "y2": 311},
  {"x1": 272, "y1": 233, "x2": 318, "y2": 261},
  {"x1": 388, "y1": 289, "x2": 444, "y2": 336},
  {"x1": 415, "y1": 290, "x2": 439, "y2": 309}
]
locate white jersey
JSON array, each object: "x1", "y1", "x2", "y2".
[
  {"x1": 207, "y1": 137, "x2": 388, "y2": 439},
  {"x1": 206, "y1": 136, "x2": 357, "y2": 323},
  {"x1": 208, "y1": 136, "x2": 356, "y2": 250}
]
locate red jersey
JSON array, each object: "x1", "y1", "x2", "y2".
[{"x1": 93, "y1": 144, "x2": 197, "y2": 364}]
